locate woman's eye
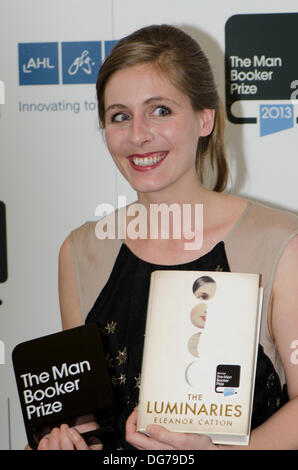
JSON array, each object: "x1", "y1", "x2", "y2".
[
  {"x1": 111, "y1": 113, "x2": 130, "y2": 123},
  {"x1": 198, "y1": 293, "x2": 209, "y2": 300},
  {"x1": 152, "y1": 106, "x2": 171, "y2": 117}
]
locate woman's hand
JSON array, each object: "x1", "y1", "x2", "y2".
[
  {"x1": 126, "y1": 408, "x2": 218, "y2": 450},
  {"x1": 25, "y1": 415, "x2": 102, "y2": 450},
  {"x1": 37, "y1": 424, "x2": 92, "y2": 450}
]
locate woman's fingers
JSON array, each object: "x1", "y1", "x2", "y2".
[
  {"x1": 125, "y1": 407, "x2": 217, "y2": 450},
  {"x1": 37, "y1": 437, "x2": 49, "y2": 450},
  {"x1": 146, "y1": 425, "x2": 217, "y2": 450},
  {"x1": 36, "y1": 424, "x2": 89, "y2": 450},
  {"x1": 126, "y1": 407, "x2": 138, "y2": 432},
  {"x1": 125, "y1": 408, "x2": 173, "y2": 450},
  {"x1": 60, "y1": 424, "x2": 76, "y2": 450},
  {"x1": 68, "y1": 427, "x2": 89, "y2": 450},
  {"x1": 46, "y1": 427, "x2": 61, "y2": 450},
  {"x1": 126, "y1": 407, "x2": 147, "y2": 449}
]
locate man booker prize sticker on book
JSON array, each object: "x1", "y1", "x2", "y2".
[{"x1": 137, "y1": 271, "x2": 263, "y2": 446}]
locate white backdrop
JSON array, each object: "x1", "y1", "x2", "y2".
[{"x1": 0, "y1": 0, "x2": 297, "y2": 449}]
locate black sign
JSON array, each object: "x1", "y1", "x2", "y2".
[
  {"x1": 12, "y1": 323, "x2": 114, "y2": 449},
  {"x1": 225, "y1": 13, "x2": 298, "y2": 125}
]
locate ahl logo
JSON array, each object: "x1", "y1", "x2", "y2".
[
  {"x1": 18, "y1": 40, "x2": 118, "y2": 86},
  {"x1": 19, "y1": 42, "x2": 59, "y2": 85},
  {"x1": 225, "y1": 13, "x2": 298, "y2": 137}
]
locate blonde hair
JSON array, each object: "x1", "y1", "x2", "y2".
[{"x1": 96, "y1": 24, "x2": 228, "y2": 192}]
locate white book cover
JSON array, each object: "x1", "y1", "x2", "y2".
[{"x1": 137, "y1": 270, "x2": 263, "y2": 446}]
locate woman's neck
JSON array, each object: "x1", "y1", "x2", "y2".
[{"x1": 136, "y1": 175, "x2": 211, "y2": 209}]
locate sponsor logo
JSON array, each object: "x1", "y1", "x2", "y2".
[
  {"x1": 18, "y1": 40, "x2": 118, "y2": 86},
  {"x1": 225, "y1": 13, "x2": 298, "y2": 136},
  {"x1": 62, "y1": 42, "x2": 101, "y2": 84},
  {"x1": 19, "y1": 42, "x2": 59, "y2": 85}
]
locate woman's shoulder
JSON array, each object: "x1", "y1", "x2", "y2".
[
  {"x1": 248, "y1": 199, "x2": 298, "y2": 224},
  {"x1": 224, "y1": 197, "x2": 298, "y2": 276},
  {"x1": 232, "y1": 198, "x2": 298, "y2": 238},
  {"x1": 69, "y1": 220, "x2": 97, "y2": 246},
  {"x1": 69, "y1": 207, "x2": 127, "y2": 248},
  {"x1": 247, "y1": 201, "x2": 298, "y2": 235}
]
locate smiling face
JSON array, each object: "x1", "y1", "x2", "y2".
[
  {"x1": 190, "y1": 303, "x2": 208, "y2": 329},
  {"x1": 103, "y1": 63, "x2": 214, "y2": 196}
]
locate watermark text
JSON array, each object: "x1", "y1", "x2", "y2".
[
  {"x1": 290, "y1": 340, "x2": 298, "y2": 365},
  {"x1": 95, "y1": 197, "x2": 204, "y2": 251}
]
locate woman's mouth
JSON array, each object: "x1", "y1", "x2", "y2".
[{"x1": 128, "y1": 151, "x2": 168, "y2": 171}]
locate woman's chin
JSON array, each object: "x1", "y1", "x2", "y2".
[{"x1": 127, "y1": 177, "x2": 168, "y2": 195}]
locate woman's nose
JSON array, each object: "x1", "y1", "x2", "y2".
[{"x1": 129, "y1": 116, "x2": 153, "y2": 146}]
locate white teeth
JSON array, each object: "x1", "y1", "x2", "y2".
[{"x1": 132, "y1": 152, "x2": 167, "y2": 167}]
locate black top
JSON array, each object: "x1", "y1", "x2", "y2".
[{"x1": 86, "y1": 242, "x2": 288, "y2": 449}]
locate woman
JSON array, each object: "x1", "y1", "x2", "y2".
[{"x1": 38, "y1": 24, "x2": 298, "y2": 450}]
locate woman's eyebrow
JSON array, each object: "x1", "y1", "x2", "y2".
[
  {"x1": 105, "y1": 96, "x2": 181, "y2": 113},
  {"x1": 105, "y1": 103, "x2": 129, "y2": 113},
  {"x1": 144, "y1": 96, "x2": 181, "y2": 107}
]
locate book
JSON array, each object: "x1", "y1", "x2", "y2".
[
  {"x1": 12, "y1": 323, "x2": 114, "y2": 449},
  {"x1": 137, "y1": 270, "x2": 263, "y2": 446}
]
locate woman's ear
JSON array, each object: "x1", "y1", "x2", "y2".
[{"x1": 198, "y1": 109, "x2": 216, "y2": 137}]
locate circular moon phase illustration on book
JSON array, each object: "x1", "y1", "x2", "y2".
[
  {"x1": 185, "y1": 361, "x2": 195, "y2": 386},
  {"x1": 185, "y1": 360, "x2": 201, "y2": 387},
  {"x1": 187, "y1": 332, "x2": 202, "y2": 357},
  {"x1": 192, "y1": 276, "x2": 216, "y2": 300},
  {"x1": 190, "y1": 303, "x2": 208, "y2": 329},
  {"x1": 185, "y1": 276, "x2": 217, "y2": 387}
]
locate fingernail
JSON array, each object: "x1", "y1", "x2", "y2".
[
  {"x1": 69, "y1": 427, "x2": 79, "y2": 438},
  {"x1": 39, "y1": 438, "x2": 47, "y2": 449}
]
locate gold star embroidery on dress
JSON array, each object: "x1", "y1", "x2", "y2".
[
  {"x1": 116, "y1": 347, "x2": 127, "y2": 365},
  {"x1": 103, "y1": 321, "x2": 117, "y2": 335},
  {"x1": 111, "y1": 376, "x2": 118, "y2": 387},
  {"x1": 118, "y1": 373, "x2": 126, "y2": 385},
  {"x1": 105, "y1": 353, "x2": 114, "y2": 368},
  {"x1": 266, "y1": 372, "x2": 275, "y2": 389},
  {"x1": 134, "y1": 373, "x2": 141, "y2": 389}
]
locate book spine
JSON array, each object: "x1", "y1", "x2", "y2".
[{"x1": 247, "y1": 286, "x2": 263, "y2": 437}]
